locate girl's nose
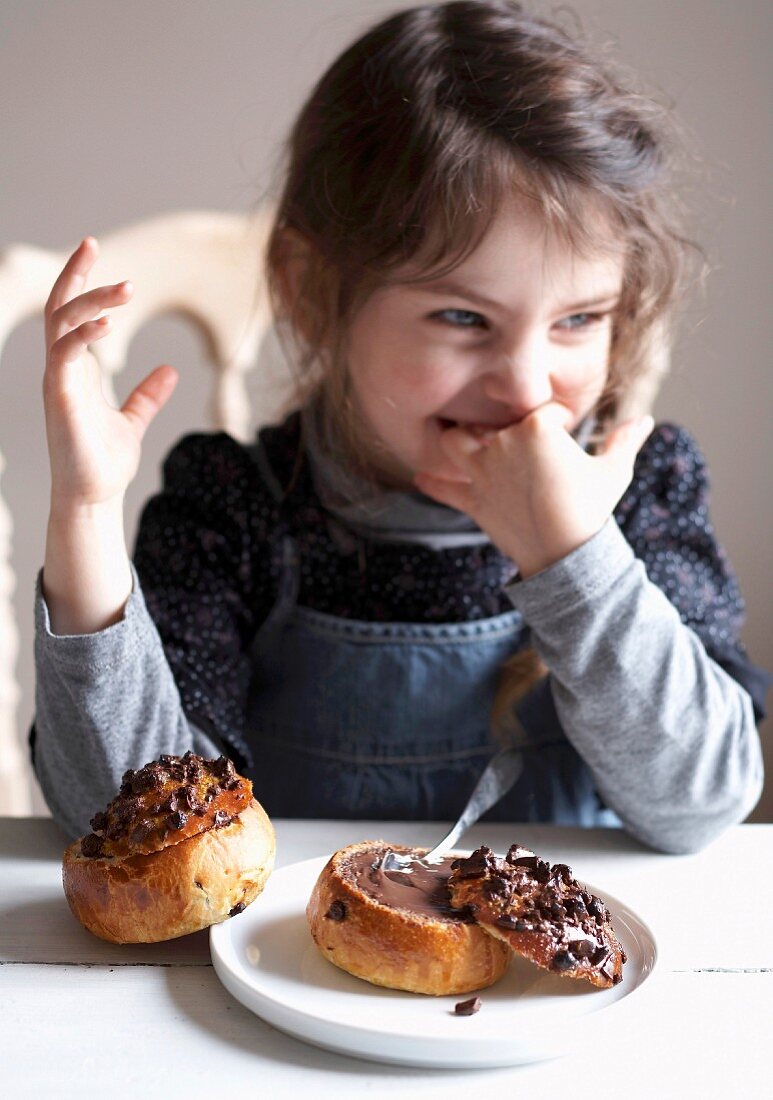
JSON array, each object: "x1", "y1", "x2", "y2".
[{"x1": 481, "y1": 346, "x2": 553, "y2": 420}]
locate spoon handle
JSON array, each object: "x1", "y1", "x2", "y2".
[{"x1": 422, "y1": 748, "x2": 524, "y2": 863}]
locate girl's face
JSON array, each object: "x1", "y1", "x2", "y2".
[{"x1": 345, "y1": 198, "x2": 625, "y2": 488}]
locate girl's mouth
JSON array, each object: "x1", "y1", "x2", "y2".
[{"x1": 436, "y1": 417, "x2": 508, "y2": 435}]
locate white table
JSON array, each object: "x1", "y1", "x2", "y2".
[{"x1": 2, "y1": 817, "x2": 771, "y2": 1098}]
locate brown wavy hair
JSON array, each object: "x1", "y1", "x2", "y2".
[{"x1": 263, "y1": 0, "x2": 702, "y2": 739}]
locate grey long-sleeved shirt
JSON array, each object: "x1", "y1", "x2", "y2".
[{"x1": 32, "y1": 418, "x2": 766, "y2": 849}]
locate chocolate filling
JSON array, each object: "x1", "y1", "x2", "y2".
[{"x1": 346, "y1": 849, "x2": 472, "y2": 921}]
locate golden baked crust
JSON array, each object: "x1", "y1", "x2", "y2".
[
  {"x1": 62, "y1": 753, "x2": 275, "y2": 943},
  {"x1": 306, "y1": 840, "x2": 510, "y2": 996},
  {"x1": 448, "y1": 845, "x2": 626, "y2": 988}
]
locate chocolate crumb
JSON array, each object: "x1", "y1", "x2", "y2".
[
  {"x1": 552, "y1": 950, "x2": 576, "y2": 971},
  {"x1": 508, "y1": 853, "x2": 538, "y2": 871},
  {"x1": 587, "y1": 896, "x2": 606, "y2": 921},
  {"x1": 454, "y1": 996, "x2": 482, "y2": 1016},
  {"x1": 551, "y1": 862, "x2": 573, "y2": 882},
  {"x1": 81, "y1": 833, "x2": 104, "y2": 858}
]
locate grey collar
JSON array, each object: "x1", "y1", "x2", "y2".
[{"x1": 300, "y1": 398, "x2": 491, "y2": 551}]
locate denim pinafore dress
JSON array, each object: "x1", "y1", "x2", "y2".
[{"x1": 245, "y1": 440, "x2": 617, "y2": 827}]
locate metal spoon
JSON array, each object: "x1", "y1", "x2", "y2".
[{"x1": 380, "y1": 747, "x2": 524, "y2": 872}]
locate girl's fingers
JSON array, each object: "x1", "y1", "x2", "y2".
[
  {"x1": 524, "y1": 400, "x2": 575, "y2": 436},
  {"x1": 49, "y1": 280, "x2": 133, "y2": 344},
  {"x1": 47, "y1": 316, "x2": 113, "y2": 372},
  {"x1": 601, "y1": 415, "x2": 654, "y2": 457},
  {"x1": 121, "y1": 365, "x2": 179, "y2": 439},
  {"x1": 45, "y1": 238, "x2": 99, "y2": 327},
  {"x1": 418, "y1": 460, "x2": 473, "y2": 484},
  {"x1": 437, "y1": 425, "x2": 488, "y2": 472},
  {"x1": 597, "y1": 415, "x2": 654, "y2": 483},
  {"x1": 413, "y1": 471, "x2": 476, "y2": 515}
]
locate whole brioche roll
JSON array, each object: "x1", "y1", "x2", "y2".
[
  {"x1": 306, "y1": 840, "x2": 510, "y2": 996},
  {"x1": 62, "y1": 752, "x2": 275, "y2": 943}
]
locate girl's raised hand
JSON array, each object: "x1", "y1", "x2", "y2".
[
  {"x1": 43, "y1": 237, "x2": 179, "y2": 515},
  {"x1": 413, "y1": 402, "x2": 654, "y2": 578}
]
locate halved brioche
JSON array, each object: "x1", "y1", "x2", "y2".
[
  {"x1": 306, "y1": 840, "x2": 510, "y2": 996},
  {"x1": 308, "y1": 839, "x2": 627, "y2": 995},
  {"x1": 62, "y1": 752, "x2": 275, "y2": 943},
  {"x1": 448, "y1": 845, "x2": 627, "y2": 988}
]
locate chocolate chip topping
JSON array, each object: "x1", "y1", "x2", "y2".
[
  {"x1": 77, "y1": 752, "x2": 250, "y2": 859},
  {"x1": 80, "y1": 833, "x2": 104, "y2": 858},
  {"x1": 506, "y1": 847, "x2": 538, "y2": 870},
  {"x1": 213, "y1": 755, "x2": 236, "y2": 781},
  {"x1": 551, "y1": 863, "x2": 573, "y2": 881},
  {"x1": 129, "y1": 821, "x2": 154, "y2": 846},
  {"x1": 450, "y1": 846, "x2": 500, "y2": 879},
  {"x1": 454, "y1": 996, "x2": 482, "y2": 1016},
  {"x1": 552, "y1": 950, "x2": 576, "y2": 971},
  {"x1": 447, "y1": 841, "x2": 626, "y2": 989}
]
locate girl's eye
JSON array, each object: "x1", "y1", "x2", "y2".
[
  {"x1": 433, "y1": 308, "x2": 488, "y2": 329},
  {"x1": 556, "y1": 312, "x2": 606, "y2": 331}
]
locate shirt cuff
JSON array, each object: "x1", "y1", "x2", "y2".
[
  {"x1": 34, "y1": 563, "x2": 148, "y2": 675},
  {"x1": 504, "y1": 518, "x2": 636, "y2": 624}
]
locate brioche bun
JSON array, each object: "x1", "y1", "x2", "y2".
[{"x1": 62, "y1": 752, "x2": 275, "y2": 943}]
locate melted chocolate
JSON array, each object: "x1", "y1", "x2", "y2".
[{"x1": 347, "y1": 850, "x2": 472, "y2": 921}]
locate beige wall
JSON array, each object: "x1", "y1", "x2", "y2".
[{"x1": 2, "y1": 0, "x2": 770, "y2": 818}]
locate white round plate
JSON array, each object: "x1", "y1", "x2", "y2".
[{"x1": 210, "y1": 854, "x2": 657, "y2": 1069}]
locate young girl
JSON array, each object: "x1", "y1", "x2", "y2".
[{"x1": 33, "y1": 1, "x2": 767, "y2": 853}]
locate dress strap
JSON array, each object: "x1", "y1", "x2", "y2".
[{"x1": 248, "y1": 437, "x2": 302, "y2": 634}]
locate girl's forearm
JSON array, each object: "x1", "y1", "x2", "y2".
[
  {"x1": 43, "y1": 498, "x2": 133, "y2": 635},
  {"x1": 506, "y1": 519, "x2": 763, "y2": 854}
]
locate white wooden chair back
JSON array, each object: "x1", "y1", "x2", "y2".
[{"x1": 0, "y1": 209, "x2": 278, "y2": 813}]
